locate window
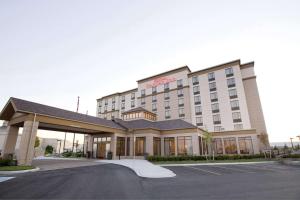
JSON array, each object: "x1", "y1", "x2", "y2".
[
  {"x1": 195, "y1": 105, "x2": 202, "y2": 115},
  {"x1": 121, "y1": 95, "x2": 125, "y2": 102},
  {"x1": 165, "y1": 110, "x2": 171, "y2": 119},
  {"x1": 208, "y1": 72, "x2": 215, "y2": 81},
  {"x1": 164, "y1": 101, "x2": 170, "y2": 109},
  {"x1": 224, "y1": 137, "x2": 237, "y2": 154},
  {"x1": 141, "y1": 89, "x2": 145, "y2": 97},
  {"x1": 192, "y1": 76, "x2": 199, "y2": 85},
  {"x1": 131, "y1": 92, "x2": 135, "y2": 99},
  {"x1": 178, "y1": 108, "x2": 185, "y2": 117},
  {"x1": 194, "y1": 95, "x2": 201, "y2": 105},
  {"x1": 112, "y1": 97, "x2": 115, "y2": 103},
  {"x1": 196, "y1": 117, "x2": 203, "y2": 126},
  {"x1": 227, "y1": 78, "x2": 236, "y2": 88},
  {"x1": 105, "y1": 99, "x2": 108, "y2": 105},
  {"x1": 177, "y1": 88, "x2": 184, "y2": 97},
  {"x1": 213, "y1": 114, "x2": 221, "y2": 124},
  {"x1": 234, "y1": 124, "x2": 243, "y2": 130},
  {"x1": 121, "y1": 103, "x2": 125, "y2": 109},
  {"x1": 232, "y1": 112, "x2": 242, "y2": 123},
  {"x1": 116, "y1": 137, "x2": 125, "y2": 156},
  {"x1": 164, "y1": 92, "x2": 170, "y2": 100},
  {"x1": 126, "y1": 137, "x2": 130, "y2": 156},
  {"x1": 112, "y1": 103, "x2": 115, "y2": 110},
  {"x1": 141, "y1": 97, "x2": 145, "y2": 105},
  {"x1": 213, "y1": 138, "x2": 223, "y2": 154},
  {"x1": 178, "y1": 98, "x2": 184, "y2": 107},
  {"x1": 225, "y1": 67, "x2": 234, "y2": 77},
  {"x1": 177, "y1": 79, "x2": 183, "y2": 87},
  {"x1": 104, "y1": 105, "x2": 107, "y2": 112},
  {"x1": 177, "y1": 136, "x2": 193, "y2": 155},
  {"x1": 210, "y1": 92, "x2": 218, "y2": 102},
  {"x1": 211, "y1": 103, "x2": 219, "y2": 113},
  {"x1": 209, "y1": 82, "x2": 217, "y2": 92},
  {"x1": 103, "y1": 114, "x2": 107, "y2": 119},
  {"x1": 135, "y1": 137, "x2": 145, "y2": 156},
  {"x1": 214, "y1": 126, "x2": 222, "y2": 132},
  {"x1": 164, "y1": 137, "x2": 175, "y2": 156},
  {"x1": 153, "y1": 137, "x2": 161, "y2": 156},
  {"x1": 193, "y1": 85, "x2": 200, "y2": 95},
  {"x1": 164, "y1": 83, "x2": 169, "y2": 91},
  {"x1": 229, "y1": 89, "x2": 238, "y2": 99},
  {"x1": 152, "y1": 95, "x2": 157, "y2": 102},
  {"x1": 152, "y1": 103, "x2": 157, "y2": 111},
  {"x1": 152, "y1": 86, "x2": 157, "y2": 94},
  {"x1": 230, "y1": 100, "x2": 240, "y2": 110},
  {"x1": 131, "y1": 101, "x2": 135, "y2": 108},
  {"x1": 238, "y1": 137, "x2": 254, "y2": 154}
]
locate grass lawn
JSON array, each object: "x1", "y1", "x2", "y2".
[
  {"x1": 152, "y1": 158, "x2": 276, "y2": 165},
  {"x1": 0, "y1": 166, "x2": 35, "y2": 171}
]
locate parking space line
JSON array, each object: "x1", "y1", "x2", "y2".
[
  {"x1": 185, "y1": 166, "x2": 222, "y2": 176},
  {"x1": 211, "y1": 165, "x2": 255, "y2": 173},
  {"x1": 238, "y1": 164, "x2": 279, "y2": 172}
]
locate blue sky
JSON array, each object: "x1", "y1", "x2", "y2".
[{"x1": 0, "y1": 0, "x2": 300, "y2": 143}]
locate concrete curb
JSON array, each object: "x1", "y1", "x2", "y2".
[
  {"x1": 158, "y1": 161, "x2": 276, "y2": 167},
  {"x1": 0, "y1": 167, "x2": 40, "y2": 175}
]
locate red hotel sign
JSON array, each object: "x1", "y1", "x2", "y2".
[{"x1": 146, "y1": 76, "x2": 176, "y2": 88}]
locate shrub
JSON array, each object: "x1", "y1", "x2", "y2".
[
  {"x1": 45, "y1": 145, "x2": 54, "y2": 155},
  {"x1": 0, "y1": 158, "x2": 17, "y2": 167}
]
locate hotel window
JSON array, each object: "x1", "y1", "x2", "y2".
[
  {"x1": 164, "y1": 92, "x2": 170, "y2": 100},
  {"x1": 214, "y1": 126, "x2": 222, "y2": 132},
  {"x1": 105, "y1": 99, "x2": 108, "y2": 105},
  {"x1": 178, "y1": 108, "x2": 185, "y2": 118},
  {"x1": 213, "y1": 138, "x2": 223, "y2": 154},
  {"x1": 153, "y1": 137, "x2": 161, "y2": 156},
  {"x1": 213, "y1": 114, "x2": 221, "y2": 124},
  {"x1": 229, "y1": 88, "x2": 238, "y2": 99},
  {"x1": 177, "y1": 136, "x2": 193, "y2": 155},
  {"x1": 121, "y1": 102, "x2": 125, "y2": 110},
  {"x1": 135, "y1": 137, "x2": 146, "y2": 156},
  {"x1": 121, "y1": 95, "x2": 125, "y2": 102},
  {"x1": 234, "y1": 124, "x2": 243, "y2": 130},
  {"x1": 209, "y1": 82, "x2": 217, "y2": 92},
  {"x1": 195, "y1": 105, "x2": 202, "y2": 115},
  {"x1": 210, "y1": 92, "x2": 218, "y2": 102},
  {"x1": 112, "y1": 97, "x2": 115, "y2": 104},
  {"x1": 194, "y1": 95, "x2": 201, "y2": 105},
  {"x1": 126, "y1": 137, "x2": 130, "y2": 156},
  {"x1": 141, "y1": 89, "x2": 145, "y2": 97},
  {"x1": 98, "y1": 108, "x2": 101, "y2": 114},
  {"x1": 104, "y1": 105, "x2": 107, "y2": 112},
  {"x1": 164, "y1": 137, "x2": 175, "y2": 156},
  {"x1": 141, "y1": 97, "x2": 145, "y2": 105},
  {"x1": 224, "y1": 137, "x2": 237, "y2": 154},
  {"x1": 238, "y1": 137, "x2": 254, "y2": 154},
  {"x1": 98, "y1": 101, "x2": 102, "y2": 107},
  {"x1": 208, "y1": 72, "x2": 215, "y2": 82},
  {"x1": 152, "y1": 86, "x2": 157, "y2": 94},
  {"x1": 116, "y1": 137, "x2": 125, "y2": 156},
  {"x1": 177, "y1": 79, "x2": 183, "y2": 88},
  {"x1": 192, "y1": 76, "x2": 199, "y2": 85},
  {"x1": 230, "y1": 100, "x2": 240, "y2": 110},
  {"x1": 177, "y1": 88, "x2": 184, "y2": 97},
  {"x1": 178, "y1": 98, "x2": 184, "y2": 107},
  {"x1": 164, "y1": 101, "x2": 170, "y2": 109},
  {"x1": 152, "y1": 95, "x2": 157, "y2": 102},
  {"x1": 232, "y1": 112, "x2": 242, "y2": 123},
  {"x1": 131, "y1": 101, "x2": 135, "y2": 108},
  {"x1": 165, "y1": 110, "x2": 171, "y2": 119},
  {"x1": 164, "y1": 83, "x2": 169, "y2": 91},
  {"x1": 152, "y1": 103, "x2": 157, "y2": 111},
  {"x1": 112, "y1": 103, "x2": 115, "y2": 111},
  {"x1": 225, "y1": 67, "x2": 234, "y2": 77},
  {"x1": 227, "y1": 78, "x2": 236, "y2": 88},
  {"x1": 196, "y1": 116, "x2": 203, "y2": 126},
  {"x1": 211, "y1": 103, "x2": 219, "y2": 113},
  {"x1": 193, "y1": 85, "x2": 200, "y2": 95},
  {"x1": 131, "y1": 92, "x2": 135, "y2": 99}
]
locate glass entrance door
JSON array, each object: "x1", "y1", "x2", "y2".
[{"x1": 92, "y1": 136, "x2": 111, "y2": 159}]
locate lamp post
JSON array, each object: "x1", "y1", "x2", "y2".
[
  {"x1": 290, "y1": 137, "x2": 294, "y2": 150},
  {"x1": 57, "y1": 139, "x2": 61, "y2": 156}
]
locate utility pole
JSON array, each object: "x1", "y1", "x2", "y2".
[
  {"x1": 72, "y1": 96, "x2": 80, "y2": 153},
  {"x1": 290, "y1": 137, "x2": 294, "y2": 150}
]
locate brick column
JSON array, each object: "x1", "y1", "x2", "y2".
[
  {"x1": 146, "y1": 135, "x2": 153, "y2": 156},
  {"x1": 2, "y1": 125, "x2": 19, "y2": 159},
  {"x1": 192, "y1": 133, "x2": 200, "y2": 155}
]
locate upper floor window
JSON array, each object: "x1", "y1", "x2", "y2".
[
  {"x1": 196, "y1": 117, "x2": 203, "y2": 126},
  {"x1": 177, "y1": 88, "x2": 184, "y2": 97},
  {"x1": 165, "y1": 110, "x2": 171, "y2": 119},
  {"x1": 131, "y1": 92, "x2": 135, "y2": 99},
  {"x1": 164, "y1": 92, "x2": 170, "y2": 100},
  {"x1": 227, "y1": 78, "x2": 236, "y2": 88},
  {"x1": 229, "y1": 89, "x2": 238, "y2": 99},
  {"x1": 178, "y1": 98, "x2": 184, "y2": 107},
  {"x1": 121, "y1": 96, "x2": 125, "y2": 102},
  {"x1": 152, "y1": 87, "x2": 157, "y2": 94},
  {"x1": 178, "y1": 108, "x2": 185, "y2": 117},
  {"x1": 141, "y1": 97, "x2": 145, "y2": 105},
  {"x1": 164, "y1": 83, "x2": 169, "y2": 91},
  {"x1": 211, "y1": 103, "x2": 220, "y2": 113},
  {"x1": 112, "y1": 103, "x2": 115, "y2": 110},
  {"x1": 105, "y1": 99, "x2": 108, "y2": 105},
  {"x1": 195, "y1": 105, "x2": 202, "y2": 115},
  {"x1": 141, "y1": 89, "x2": 145, "y2": 97},
  {"x1": 104, "y1": 105, "x2": 107, "y2": 112},
  {"x1": 210, "y1": 92, "x2": 218, "y2": 102},
  {"x1": 209, "y1": 82, "x2": 217, "y2": 92},
  {"x1": 225, "y1": 67, "x2": 234, "y2": 77},
  {"x1": 213, "y1": 114, "x2": 221, "y2": 125},
  {"x1": 208, "y1": 72, "x2": 215, "y2": 82},
  {"x1": 177, "y1": 79, "x2": 183, "y2": 87},
  {"x1": 232, "y1": 112, "x2": 242, "y2": 123},
  {"x1": 234, "y1": 124, "x2": 243, "y2": 130},
  {"x1": 192, "y1": 76, "x2": 199, "y2": 85},
  {"x1": 121, "y1": 102, "x2": 125, "y2": 109},
  {"x1": 98, "y1": 101, "x2": 102, "y2": 107},
  {"x1": 230, "y1": 100, "x2": 240, "y2": 110},
  {"x1": 165, "y1": 101, "x2": 170, "y2": 109},
  {"x1": 214, "y1": 126, "x2": 222, "y2": 132},
  {"x1": 131, "y1": 101, "x2": 135, "y2": 108},
  {"x1": 193, "y1": 85, "x2": 200, "y2": 95},
  {"x1": 112, "y1": 97, "x2": 115, "y2": 103},
  {"x1": 194, "y1": 95, "x2": 201, "y2": 105},
  {"x1": 152, "y1": 103, "x2": 157, "y2": 111},
  {"x1": 152, "y1": 95, "x2": 157, "y2": 102}
]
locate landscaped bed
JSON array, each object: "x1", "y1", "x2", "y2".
[{"x1": 0, "y1": 166, "x2": 35, "y2": 171}]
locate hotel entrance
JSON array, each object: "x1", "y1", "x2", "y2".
[{"x1": 92, "y1": 136, "x2": 111, "y2": 159}]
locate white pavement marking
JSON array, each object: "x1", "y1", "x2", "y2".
[
  {"x1": 158, "y1": 161, "x2": 276, "y2": 167},
  {"x1": 211, "y1": 165, "x2": 255, "y2": 173},
  {"x1": 238, "y1": 164, "x2": 280, "y2": 172},
  {"x1": 185, "y1": 166, "x2": 222, "y2": 176},
  {"x1": 0, "y1": 177, "x2": 15, "y2": 183}
]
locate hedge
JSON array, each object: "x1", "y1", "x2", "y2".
[{"x1": 0, "y1": 158, "x2": 17, "y2": 167}]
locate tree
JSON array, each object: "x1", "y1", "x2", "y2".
[
  {"x1": 45, "y1": 145, "x2": 54, "y2": 155},
  {"x1": 259, "y1": 132, "x2": 269, "y2": 147},
  {"x1": 202, "y1": 129, "x2": 213, "y2": 160},
  {"x1": 34, "y1": 137, "x2": 40, "y2": 148}
]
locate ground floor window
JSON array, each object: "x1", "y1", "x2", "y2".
[
  {"x1": 238, "y1": 137, "x2": 254, "y2": 154},
  {"x1": 164, "y1": 137, "x2": 175, "y2": 156},
  {"x1": 177, "y1": 136, "x2": 193, "y2": 155},
  {"x1": 153, "y1": 137, "x2": 161, "y2": 156},
  {"x1": 116, "y1": 137, "x2": 125, "y2": 156},
  {"x1": 213, "y1": 138, "x2": 223, "y2": 154},
  {"x1": 224, "y1": 137, "x2": 237, "y2": 154},
  {"x1": 92, "y1": 136, "x2": 111, "y2": 159},
  {"x1": 126, "y1": 137, "x2": 130, "y2": 156},
  {"x1": 135, "y1": 137, "x2": 146, "y2": 156}
]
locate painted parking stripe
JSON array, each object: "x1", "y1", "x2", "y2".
[
  {"x1": 211, "y1": 165, "x2": 255, "y2": 173},
  {"x1": 238, "y1": 164, "x2": 279, "y2": 172},
  {"x1": 0, "y1": 177, "x2": 15, "y2": 183},
  {"x1": 185, "y1": 166, "x2": 222, "y2": 176}
]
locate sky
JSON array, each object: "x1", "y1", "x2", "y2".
[{"x1": 0, "y1": 0, "x2": 300, "y2": 143}]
